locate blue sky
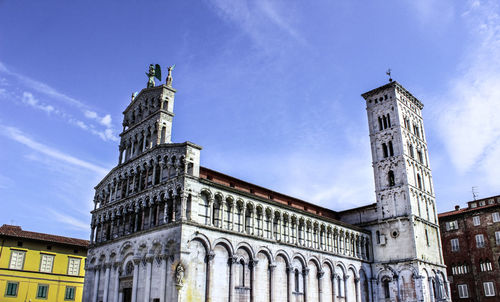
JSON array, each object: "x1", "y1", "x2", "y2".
[{"x1": 1, "y1": 0, "x2": 499, "y2": 239}]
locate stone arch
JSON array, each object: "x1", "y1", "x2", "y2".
[
  {"x1": 235, "y1": 241, "x2": 255, "y2": 260},
  {"x1": 274, "y1": 252, "x2": 289, "y2": 301},
  {"x1": 188, "y1": 233, "x2": 212, "y2": 252},
  {"x1": 213, "y1": 237, "x2": 235, "y2": 257},
  {"x1": 257, "y1": 246, "x2": 274, "y2": 263},
  {"x1": 359, "y1": 268, "x2": 370, "y2": 302},
  {"x1": 274, "y1": 249, "x2": 291, "y2": 266},
  {"x1": 307, "y1": 258, "x2": 321, "y2": 302}
]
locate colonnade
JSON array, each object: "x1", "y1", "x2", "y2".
[{"x1": 200, "y1": 192, "x2": 371, "y2": 261}]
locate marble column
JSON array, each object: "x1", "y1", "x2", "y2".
[
  {"x1": 113, "y1": 262, "x2": 121, "y2": 302},
  {"x1": 92, "y1": 266, "x2": 101, "y2": 302},
  {"x1": 205, "y1": 252, "x2": 215, "y2": 301},
  {"x1": 303, "y1": 268, "x2": 309, "y2": 302},
  {"x1": 269, "y1": 263, "x2": 276, "y2": 302},
  {"x1": 159, "y1": 255, "x2": 168, "y2": 302},
  {"x1": 131, "y1": 258, "x2": 140, "y2": 302},
  {"x1": 103, "y1": 263, "x2": 111, "y2": 302},
  {"x1": 228, "y1": 257, "x2": 236, "y2": 302},
  {"x1": 318, "y1": 270, "x2": 324, "y2": 302},
  {"x1": 144, "y1": 255, "x2": 153, "y2": 302}
]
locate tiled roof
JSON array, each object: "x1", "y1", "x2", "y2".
[
  {"x1": 438, "y1": 203, "x2": 499, "y2": 218},
  {"x1": 0, "y1": 224, "x2": 89, "y2": 248}
]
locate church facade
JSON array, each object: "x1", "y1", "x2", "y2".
[{"x1": 82, "y1": 68, "x2": 451, "y2": 302}]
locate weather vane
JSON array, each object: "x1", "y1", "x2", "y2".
[{"x1": 386, "y1": 69, "x2": 392, "y2": 82}]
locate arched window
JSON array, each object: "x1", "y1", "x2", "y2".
[
  {"x1": 337, "y1": 276, "x2": 343, "y2": 297},
  {"x1": 239, "y1": 260, "x2": 245, "y2": 287},
  {"x1": 212, "y1": 201, "x2": 220, "y2": 227},
  {"x1": 294, "y1": 269, "x2": 300, "y2": 292},
  {"x1": 125, "y1": 261, "x2": 134, "y2": 276},
  {"x1": 388, "y1": 141, "x2": 394, "y2": 156},
  {"x1": 383, "y1": 278, "x2": 390, "y2": 298},
  {"x1": 388, "y1": 170, "x2": 395, "y2": 186},
  {"x1": 382, "y1": 143, "x2": 388, "y2": 158}
]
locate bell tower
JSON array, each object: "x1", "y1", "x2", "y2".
[
  {"x1": 118, "y1": 66, "x2": 176, "y2": 165},
  {"x1": 362, "y1": 80, "x2": 450, "y2": 301}
]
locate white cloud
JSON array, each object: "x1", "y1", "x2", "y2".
[
  {"x1": 22, "y1": 92, "x2": 55, "y2": 114},
  {"x1": 0, "y1": 62, "x2": 118, "y2": 142},
  {"x1": 48, "y1": 209, "x2": 89, "y2": 231},
  {"x1": 0, "y1": 125, "x2": 108, "y2": 175},
  {"x1": 84, "y1": 110, "x2": 98, "y2": 119},
  {"x1": 100, "y1": 114, "x2": 112, "y2": 127},
  {"x1": 437, "y1": 0, "x2": 500, "y2": 188},
  {"x1": 208, "y1": 0, "x2": 306, "y2": 50}
]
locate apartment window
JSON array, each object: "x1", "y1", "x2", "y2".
[
  {"x1": 480, "y1": 260, "x2": 493, "y2": 272},
  {"x1": 64, "y1": 286, "x2": 76, "y2": 301},
  {"x1": 458, "y1": 284, "x2": 469, "y2": 298},
  {"x1": 484, "y1": 282, "x2": 495, "y2": 297},
  {"x1": 37, "y1": 284, "x2": 49, "y2": 299},
  {"x1": 9, "y1": 250, "x2": 25, "y2": 270},
  {"x1": 476, "y1": 234, "x2": 485, "y2": 248},
  {"x1": 493, "y1": 212, "x2": 500, "y2": 223},
  {"x1": 40, "y1": 254, "x2": 55, "y2": 273},
  {"x1": 5, "y1": 282, "x2": 18, "y2": 297},
  {"x1": 451, "y1": 238, "x2": 459, "y2": 252},
  {"x1": 496, "y1": 231, "x2": 500, "y2": 245},
  {"x1": 446, "y1": 220, "x2": 458, "y2": 231},
  {"x1": 67, "y1": 258, "x2": 81, "y2": 276},
  {"x1": 473, "y1": 216, "x2": 481, "y2": 226}
]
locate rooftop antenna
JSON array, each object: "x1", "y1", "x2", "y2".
[
  {"x1": 386, "y1": 69, "x2": 393, "y2": 82},
  {"x1": 472, "y1": 186, "x2": 479, "y2": 201}
]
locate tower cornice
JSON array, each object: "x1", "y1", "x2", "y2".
[{"x1": 361, "y1": 81, "x2": 423, "y2": 109}]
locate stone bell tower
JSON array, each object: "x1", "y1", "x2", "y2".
[
  {"x1": 118, "y1": 66, "x2": 176, "y2": 165},
  {"x1": 362, "y1": 80, "x2": 450, "y2": 301}
]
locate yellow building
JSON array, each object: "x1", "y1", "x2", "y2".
[{"x1": 0, "y1": 224, "x2": 88, "y2": 301}]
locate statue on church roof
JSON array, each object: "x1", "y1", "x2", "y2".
[
  {"x1": 166, "y1": 64, "x2": 175, "y2": 87},
  {"x1": 146, "y1": 64, "x2": 162, "y2": 88}
]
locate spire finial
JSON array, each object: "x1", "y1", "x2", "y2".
[
  {"x1": 386, "y1": 69, "x2": 392, "y2": 82},
  {"x1": 166, "y1": 64, "x2": 175, "y2": 87}
]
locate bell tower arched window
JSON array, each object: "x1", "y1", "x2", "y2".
[
  {"x1": 382, "y1": 144, "x2": 388, "y2": 158},
  {"x1": 388, "y1": 170, "x2": 395, "y2": 186}
]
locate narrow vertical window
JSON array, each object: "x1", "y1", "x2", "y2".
[
  {"x1": 388, "y1": 170, "x2": 395, "y2": 186},
  {"x1": 388, "y1": 141, "x2": 394, "y2": 156},
  {"x1": 476, "y1": 234, "x2": 485, "y2": 248},
  {"x1": 417, "y1": 174, "x2": 422, "y2": 189},
  {"x1": 383, "y1": 116, "x2": 388, "y2": 129},
  {"x1": 383, "y1": 279, "x2": 390, "y2": 298},
  {"x1": 376, "y1": 231, "x2": 381, "y2": 244},
  {"x1": 425, "y1": 229, "x2": 429, "y2": 246},
  {"x1": 382, "y1": 143, "x2": 388, "y2": 158},
  {"x1": 386, "y1": 114, "x2": 391, "y2": 127},
  {"x1": 295, "y1": 269, "x2": 300, "y2": 292},
  {"x1": 378, "y1": 117, "x2": 383, "y2": 131}
]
